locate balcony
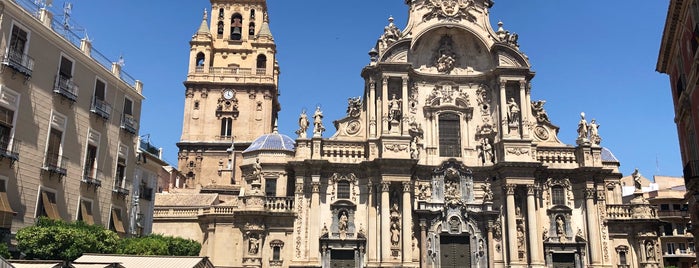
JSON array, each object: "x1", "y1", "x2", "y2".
[
  {"x1": 606, "y1": 204, "x2": 657, "y2": 220},
  {"x1": 43, "y1": 152, "x2": 67, "y2": 177},
  {"x1": 113, "y1": 185, "x2": 130, "y2": 197},
  {"x1": 1, "y1": 49, "x2": 34, "y2": 77},
  {"x1": 121, "y1": 114, "x2": 137, "y2": 134},
  {"x1": 90, "y1": 98, "x2": 111, "y2": 119},
  {"x1": 0, "y1": 138, "x2": 20, "y2": 163},
  {"x1": 657, "y1": 210, "x2": 689, "y2": 218},
  {"x1": 53, "y1": 75, "x2": 78, "y2": 102},
  {"x1": 264, "y1": 197, "x2": 294, "y2": 213},
  {"x1": 81, "y1": 174, "x2": 102, "y2": 188}
]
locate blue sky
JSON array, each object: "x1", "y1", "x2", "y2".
[{"x1": 58, "y1": 1, "x2": 678, "y2": 178}]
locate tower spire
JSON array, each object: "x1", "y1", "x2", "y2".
[{"x1": 196, "y1": 8, "x2": 210, "y2": 34}]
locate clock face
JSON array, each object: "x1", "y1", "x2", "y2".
[{"x1": 223, "y1": 89, "x2": 234, "y2": 100}]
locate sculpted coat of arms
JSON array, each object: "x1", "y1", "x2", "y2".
[{"x1": 423, "y1": 0, "x2": 476, "y2": 22}]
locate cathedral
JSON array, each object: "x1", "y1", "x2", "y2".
[{"x1": 153, "y1": 0, "x2": 663, "y2": 267}]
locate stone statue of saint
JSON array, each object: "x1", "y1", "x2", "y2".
[
  {"x1": 252, "y1": 158, "x2": 263, "y2": 183},
  {"x1": 507, "y1": 98, "x2": 520, "y2": 125},
  {"x1": 479, "y1": 137, "x2": 494, "y2": 164},
  {"x1": 390, "y1": 221, "x2": 400, "y2": 246},
  {"x1": 338, "y1": 211, "x2": 348, "y2": 232},
  {"x1": 556, "y1": 215, "x2": 565, "y2": 241},
  {"x1": 296, "y1": 110, "x2": 309, "y2": 139},
  {"x1": 589, "y1": 119, "x2": 601, "y2": 145},
  {"x1": 646, "y1": 241, "x2": 655, "y2": 260},
  {"x1": 531, "y1": 100, "x2": 550, "y2": 123},
  {"x1": 388, "y1": 94, "x2": 402, "y2": 122},
  {"x1": 481, "y1": 178, "x2": 493, "y2": 202},
  {"x1": 248, "y1": 236, "x2": 259, "y2": 254},
  {"x1": 577, "y1": 112, "x2": 588, "y2": 141},
  {"x1": 632, "y1": 168, "x2": 642, "y2": 191},
  {"x1": 313, "y1": 106, "x2": 325, "y2": 136}
]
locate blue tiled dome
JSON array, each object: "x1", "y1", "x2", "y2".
[
  {"x1": 243, "y1": 131, "x2": 295, "y2": 153},
  {"x1": 601, "y1": 147, "x2": 619, "y2": 162}
]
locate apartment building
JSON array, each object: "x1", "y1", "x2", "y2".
[
  {"x1": 0, "y1": 0, "x2": 144, "y2": 241},
  {"x1": 650, "y1": 176, "x2": 696, "y2": 268}
]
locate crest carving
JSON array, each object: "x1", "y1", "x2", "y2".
[{"x1": 423, "y1": 0, "x2": 476, "y2": 22}]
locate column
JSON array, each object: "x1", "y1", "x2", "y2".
[
  {"x1": 499, "y1": 80, "x2": 508, "y2": 138},
  {"x1": 310, "y1": 180, "x2": 321, "y2": 262},
  {"x1": 367, "y1": 181, "x2": 377, "y2": 262},
  {"x1": 487, "y1": 222, "x2": 495, "y2": 268},
  {"x1": 206, "y1": 224, "x2": 216, "y2": 260},
  {"x1": 585, "y1": 188, "x2": 602, "y2": 265},
  {"x1": 402, "y1": 182, "x2": 412, "y2": 263},
  {"x1": 526, "y1": 185, "x2": 543, "y2": 265},
  {"x1": 369, "y1": 79, "x2": 377, "y2": 138},
  {"x1": 401, "y1": 76, "x2": 409, "y2": 136},
  {"x1": 519, "y1": 80, "x2": 530, "y2": 137},
  {"x1": 420, "y1": 220, "x2": 427, "y2": 268},
  {"x1": 505, "y1": 184, "x2": 519, "y2": 265},
  {"x1": 381, "y1": 181, "x2": 391, "y2": 261},
  {"x1": 382, "y1": 76, "x2": 389, "y2": 135}
]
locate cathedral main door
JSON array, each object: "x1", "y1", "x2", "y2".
[
  {"x1": 330, "y1": 250, "x2": 354, "y2": 268},
  {"x1": 551, "y1": 253, "x2": 575, "y2": 268},
  {"x1": 440, "y1": 235, "x2": 471, "y2": 268}
]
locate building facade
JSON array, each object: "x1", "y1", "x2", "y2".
[
  {"x1": 155, "y1": 0, "x2": 664, "y2": 267},
  {"x1": 0, "y1": 0, "x2": 144, "y2": 241},
  {"x1": 657, "y1": 0, "x2": 699, "y2": 263},
  {"x1": 649, "y1": 176, "x2": 696, "y2": 268}
]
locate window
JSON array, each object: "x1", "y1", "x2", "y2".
[
  {"x1": 196, "y1": 52, "x2": 205, "y2": 67},
  {"x1": 667, "y1": 242, "x2": 676, "y2": 255},
  {"x1": 265, "y1": 178, "x2": 277, "y2": 196},
  {"x1": 218, "y1": 8, "x2": 224, "y2": 19},
  {"x1": 679, "y1": 243, "x2": 687, "y2": 254},
  {"x1": 91, "y1": 79, "x2": 110, "y2": 119},
  {"x1": 37, "y1": 190, "x2": 60, "y2": 220},
  {"x1": 551, "y1": 186, "x2": 565, "y2": 205},
  {"x1": 78, "y1": 199, "x2": 94, "y2": 225},
  {"x1": 677, "y1": 223, "x2": 685, "y2": 235},
  {"x1": 249, "y1": 22, "x2": 255, "y2": 36},
  {"x1": 45, "y1": 128, "x2": 63, "y2": 172},
  {"x1": 115, "y1": 157, "x2": 126, "y2": 189},
  {"x1": 121, "y1": 98, "x2": 136, "y2": 134},
  {"x1": 83, "y1": 144, "x2": 97, "y2": 179},
  {"x1": 110, "y1": 208, "x2": 125, "y2": 234},
  {"x1": 618, "y1": 251, "x2": 626, "y2": 265},
  {"x1": 689, "y1": 242, "x2": 695, "y2": 253},
  {"x1": 0, "y1": 106, "x2": 14, "y2": 154},
  {"x1": 660, "y1": 204, "x2": 670, "y2": 211},
  {"x1": 54, "y1": 56, "x2": 77, "y2": 101},
  {"x1": 256, "y1": 54, "x2": 266, "y2": 74},
  {"x1": 438, "y1": 113, "x2": 461, "y2": 157},
  {"x1": 673, "y1": 204, "x2": 682, "y2": 211},
  {"x1": 217, "y1": 21, "x2": 224, "y2": 36},
  {"x1": 273, "y1": 246, "x2": 280, "y2": 260},
  {"x1": 220, "y1": 117, "x2": 232, "y2": 138},
  {"x1": 59, "y1": 56, "x2": 73, "y2": 79},
  {"x1": 123, "y1": 98, "x2": 133, "y2": 116},
  {"x1": 337, "y1": 181, "x2": 350, "y2": 199},
  {"x1": 250, "y1": 9, "x2": 255, "y2": 19},
  {"x1": 230, "y1": 13, "x2": 243, "y2": 40},
  {"x1": 269, "y1": 240, "x2": 284, "y2": 263},
  {"x1": 194, "y1": 101, "x2": 200, "y2": 110},
  {"x1": 663, "y1": 223, "x2": 673, "y2": 236},
  {"x1": 0, "y1": 180, "x2": 15, "y2": 230},
  {"x1": 5, "y1": 24, "x2": 33, "y2": 75}
]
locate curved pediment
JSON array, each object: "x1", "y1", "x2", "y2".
[
  {"x1": 411, "y1": 26, "x2": 493, "y2": 75},
  {"x1": 492, "y1": 45, "x2": 530, "y2": 68}
]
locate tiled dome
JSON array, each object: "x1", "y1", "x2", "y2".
[
  {"x1": 601, "y1": 147, "x2": 619, "y2": 162},
  {"x1": 243, "y1": 130, "x2": 295, "y2": 153}
]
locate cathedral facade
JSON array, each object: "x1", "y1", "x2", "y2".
[{"x1": 153, "y1": 0, "x2": 663, "y2": 267}]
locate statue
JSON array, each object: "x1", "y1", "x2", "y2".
[
  {"x1": 338, "y1": 211, "x2": 349, "y2": 232},
  {"x1": 252, "y1": 158, "x2": 263, "y2": 183},
  {"x1": 516, "y1": 224, "x2": 525, "y2": 249},
  {"x1": 531, "y1": 100, "x2": 550, "y2": 123},
  {"x1": 379, "y1": 16, "x2": 401, "y2": 48},
  {"x1": 507, "y1": 98, "x2": 520, "y2": 125},
  {"x1": 295, "y1": 110, "x2": 310, "y2": 139},
  {"x1": 556, "y1": 215, "x2": 565, "y2": 241},
  {"x1": 575, "y1": 228, "x2": 585, "y2": 242},
  {"x1": 646, "y1": 241, "x2": 655, "y2": 261},
  {"x1": 248, "y1": 236, "x2": 259, "y2": 254},
  {"x1": 313, "y1": 106, "x2": 325, "y2": 136},
  {"x1": 410, "y1": 136, "x2": 419, "y2": 159},
  {"x1": 434, "y1": 36, "x2": 457, "y2": 73},
  {"x1": 390, "y1": 221, "x2": 401, "y2": 246},
  {"x1": 577, "y1": 112, "x2": 588, "y2": 142},
  {"x1": 542, "y1": 227, "x2": 549, "y2": 242},
  {"x1": 478, "y1": 137, "x2": 494, "y2": 164},
  {"x1": 388, "y1": 94, "x2": 402, "y2": 122},
  {"x1": 346, "y1": 97, "x2": 362, "y2": 118},
  {"x1": 589, "y1": 119, "x2": 601, "y2": 145},
  {"x1": 632, "y1": 168, "x2": 642, "y2": 191},
  {"x1": 321, "y1": 223, "x2": 329, "y2": 237},
  {"x1": 481, "y1": 178, "x2": 493, "y2": 202}
]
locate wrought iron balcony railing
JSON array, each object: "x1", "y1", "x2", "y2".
[
  {"x1": 1, "y1": 49, "x2": 34, "y2": 77},
  {"x1": 81, "y1": 174, "x2": 102, "y2": 188},
  {"x1": 53, "y1": 75, "x2": 78, "y2": 102},
  {"x1": 0, "y1": 138, "x2": 20, "y2": 162},
  {"x1": 43, "y1": 152, "x2": 67, "y2": 176},
  {"x1": 121, "y1": 114, "x2": 137, "y2": 134},
  {"x1": 113, "y1": 185, "x2": 130, "y2": 196},
  {"x1": 90, "y1": 98, "x2": 111, "y2": 119}
]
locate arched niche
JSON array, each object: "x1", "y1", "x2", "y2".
[{"x1": 410, "y1": 25, "x2": 493, "y2": 75}]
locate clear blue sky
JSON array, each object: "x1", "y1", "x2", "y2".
[{"x1": 58, "y1": 1, "x2": 678, "y2": 178}]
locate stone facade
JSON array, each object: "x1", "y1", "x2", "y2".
[
  {"x1": 0, "y1": 0, "x2": 145, "y2": 239},
  {"x1": 156, "y1": 0, "x2": 664, "y2": 267}
]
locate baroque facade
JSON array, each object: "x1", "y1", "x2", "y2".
[
  {"x1": 0, "y1": 0, "x2": 147, "y2": 240},
  {"x1": 155, "y1": 0, "x2": 663, "y2": 267},
  {"x1": 657, "y1": 0, "x2": 699, "y2": 263}
]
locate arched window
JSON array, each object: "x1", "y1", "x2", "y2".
[
  {"x1": 194, "y1": 101, "x2": 200, "y2": 110},
  {"x1": 551, "y1": 186, "x2": 565, "y2": 205},
  {"x1": 337, "y1": 181, "x2": 350, "y2": 199},
  {"x1": 230, "y1": 13, "x2": 243, "y2": 40},
  {"x1": 220, "y1": 117, "x2": 233, "y2": 138},
  {"x1": 218, "y1": 8, "x2": 224, "y2": 19},
  {"x1": 249, "y1": 22, "x2": 256, "y2": 36},
  {"x1": 256, "y1": 54, "x2": 266, "y2": 74},
  {"x1": 217, "y1": 21, "x2": 224, "y2": 36},
  {"x1": 438, "y1": 113, "x2": 461, "y2": 157},
  {"x1": 250, "y1": 9, "x2": 256, "y2": 19},
  {"x1": 195, "y1": 52, "x2": 205, "y2": 67}
]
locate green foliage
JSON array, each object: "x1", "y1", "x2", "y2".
[
  {"x1": 0, "y1": 242, "x2": 10, "y2": 259},
  {"x1": 117, "y1": 234, "x2": 201, "y2": 256},
  {"x1": 15, "y1": 218, "x2": 201, "y2": 261},
  {"x1": 16, "y1": 217, "x2": 119, "y2": 261}
]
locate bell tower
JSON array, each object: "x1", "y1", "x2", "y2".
[{"x1": 178, "y1": 0, "x2": 280, "y2": 188}]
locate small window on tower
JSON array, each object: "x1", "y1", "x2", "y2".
[
  {"x1": 217, "y1": 21, "x2": 224, "y2": 36},
  {"x1": 218, "y1": 8, "x2": 224, "y2": 19},
  {"x1": 194, "y1": 101, "x2": 200, "y2": 110},
  {"x1": 256, "y1": 54, "x2": 266, "y2": 75},
  {"x1": 250, "y1": 9, "x2": 256, "y2": 19},
  {"x1": 230, "y1": 13, "x2": 243, "y2": 40},
  {"x1": 249, "y1": 22, "x2": 256, "y2": 37},
  {"x1": 196, "y1": 52, "x2": 205, "y2": 67}
]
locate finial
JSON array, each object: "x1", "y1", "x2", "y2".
[
  {"x1": 203, "y1": 8, "x2": 208, "y2": 20},
  {"x1": 388, "y1": 16, "x2": 394, "y2": 23},
  {"x1": 497, "y1": 21, "x2": 504, "y2": 32},
  {"x1": 263, "y1": 12, "x2": 269, "y2": 23},
  {"x1": 273, "y1": 118, "x2": 279, "y2": 134}
]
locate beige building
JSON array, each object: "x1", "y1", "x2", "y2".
[
  {"x1": 155, "y1": 0, "x2": 665, "y2": 267},
  {"x1": 0, "y1": 0, "x2": 145, "y2": 240},
  {"x1": 649, "y1": 176, "x2": 695, "y2": 268}
]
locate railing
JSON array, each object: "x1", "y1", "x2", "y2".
[
  {"x1": 264, "y1": 197, "x2": 294, "y2": 213},
  {"x1": 195, "y1": 66, "x2": 205, "y2": 73},
  {"x1": 121, "y1": 114, "x2": 138, "y2": 134},
  {"x1": 11, "y1": 0, "x2": 139, "y2": 89},
  {"x1": 536, "y1": 147, "x2": 577, "y2": 165},
  {"x1": 81, "y1": 174, "x2": 102, "y2": 188},
  {"x1": 139, "y1": 140, "x2": 159, "y2": 156},
  {"x1": 90, "y1": 98, "x2": 111, "y2": 119},
  {"x1": 657, "y1": 210, "x2": 689, "y2": 218},
  {"x1": 113, "y1": 185, "x2": 130, "y2": 196},
  {"x1": 53, "y1": 75, "x2": 78, "y2": 102},
  {"x1": 1, "y1": 49, "x2": 34, "y2": 76},
  {"x1": 207, "y1": 206, "x2": 238, "y2": 215},
  {"x1": 0, "y1": 138, "x2": 20, "y2": 161},
  {"x1": 209, "y1": 67, "x2": 255, "y2": 75},
  {"x1": 153, "y1": 208, "x2": 201, "y2": 217},
  {"x1": 43, "y1": 152, "x2": 67, "y2": 176},
  {"x1": 606, "y1": 204, "x2": 657, "y2": 220},
  {"x1": 255, "y1": 68, "x2": 266, "y2": 75},
  {"x1": 321, "y1": 141, "x2": 366, "y2": 163}
]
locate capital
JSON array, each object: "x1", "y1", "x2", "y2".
[
  {"x1": 584, "y1": 188, "x2": 596, "y2": 199},
  {"x1": 311, "y1": 182, "x2": 321, "y2": 193},
  {"x1": 381, "y1": 181, "x2": 391, "y2": 192},
  {"x1": 402, "y1": 181, "x2": 412, "y2": 192},
  {"x1": 526, "y1": 184, "x2": 536, "y2": 196},
  {"x1": 504, "y1": 184, "x2": 517, "y2": 195}
]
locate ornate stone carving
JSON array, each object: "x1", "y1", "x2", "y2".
[
  {"x1": 506, "y1": 98, "x2": 520, "y2": 126},
  {"x1": 504, "y1": 184, "x2": 517, "y2": 195},
  {"x1": 531, "y1": 100, "x2": 550, "y2": 123},
  {"x1": 584, "y1": 188, "x2": 596, "y2": 200},
  {"x1": 384, "y1": 143, "x2": 408, "y2": 152},
  {"x1": 415, "y1": 181, "x2": 432, "y2": 200},
  {"x1": 526, "y1": 185, "x2": 536, "y2": 196},
  {"x1": 311, "y1": 182, "x2": 320, "y2": 193},
  {"x1": 379, "y1": 16, "x2": 402, "y2": 49},
  {"x1": 390, "y1": 204, "x2": 401, "y2": 246},
  {"x1": 543, "y1": 178, "x2": 574, "y2": 207},
  {"x1": 576, "y1": 112, "x2": 589, "y2": 144},
  {"x1": 481, "y1": 178, "x2": 493, "y2": 202},
  {"x1": 388, "y1": 94, "x2": 402, "y2": 123},
  {"x1": 534, "y1": 126, "x2": 550, "y2": 141},
  {"x1": 506, "y1": 147, "x2": 529, "y2": 156},
  {"x1": 422, "y1": 0, "x2": 476, "y2": 22},
  {"x1": 589, "y1": 119, "x2": 601, "y2": 145},
  {"x1": 381, "y1": 182, "x2": 391, "y2": 192},
  {"x1": 312, "y1": 106, "x2": 325, "y2": 137},
  {"x1": 433, "y1": 36, "x2": 457, "y2": 73},
  {"x1": 346, "y1": 96, "x2": 362, "y2": 118},
  {"x1": 295, "y1": 110, "x2": 309, "y2": 139},
  {"x1": 478, "y1": 137, "x2": 494, "y2": 164}
]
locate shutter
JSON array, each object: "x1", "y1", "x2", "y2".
[
  {"x1": 41, "y1": 191, "x2": 60, "y2": 220},
  {"x1": 112, "y1": 209, "x2": 125, "y2": 234}
]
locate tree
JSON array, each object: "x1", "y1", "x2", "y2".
[
  {"x1": 16, "y1": 217, "x2": 119, "y2": 261},
  {"x1": 116, "y1": 234, "x2": 201, "y2": 256}
]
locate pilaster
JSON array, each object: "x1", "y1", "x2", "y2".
[
  {"x1": 381, "y1": 181, "x2": 391, "y2": 261},
  {"x1": 401, "y1": 182, "x2": 412, "y2": 263},
  {"x1": 584, "y1": 188, "x2": 602, "y2": 265}
]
